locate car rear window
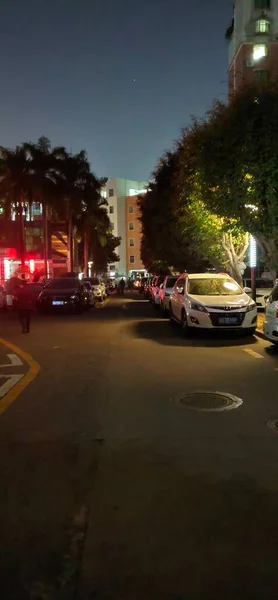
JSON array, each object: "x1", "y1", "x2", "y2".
[
  {"x1": 166, "y1": 277, "x2": 177, "y2": 288},
  {"x1": 46, "y1": 279, "x2": 78, "y2": 290}
]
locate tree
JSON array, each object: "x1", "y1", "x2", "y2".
[{"x1": 194, "y1": 82, "x2": 278, "y2": 279}]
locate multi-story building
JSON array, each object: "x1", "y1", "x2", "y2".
[
  {"x1": 227, "y1": 0, "x2": 278, "y2": 96},
  {"x1": 125, "y1": 194, "x2": 146, "y2": 277},
  {"x1": 105, "y1": 178, "x2": 147, "y2": 277}
]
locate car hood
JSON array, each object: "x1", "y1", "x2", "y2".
[{"x1": 189, "y1": 293, "x2": 251, "y2": 308}]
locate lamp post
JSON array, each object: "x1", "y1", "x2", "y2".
[{"x1": 249, "y1": 234, "x2": 257, "y2": 302}]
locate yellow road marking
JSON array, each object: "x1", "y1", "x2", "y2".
[
  {"x1": 243, "y1": 348, "x2": 264, "y2": 360},
  {"x1": 0, "y1": 338, "x2": 40, "y2": 416},
  {"x1": 96, "y1": 298, "x2": 110, "y2": 308}
]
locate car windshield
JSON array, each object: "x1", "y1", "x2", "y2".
[
  {"x1": 83, "y1": 282, "x2": 91, "y2": 290},
  {"x1": 166, "y1": 277, "x2": 177, "y2": 288},
  {"x1": 188, "y1": 278, "x2": 242, "y2": 296},
  {"x1": 46, "y1": 279, "x2": 78, "y2": 290}
]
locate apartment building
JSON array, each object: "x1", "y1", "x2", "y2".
[{"x1": 227, "y1": 0, "x2": 278, "y2": 95}]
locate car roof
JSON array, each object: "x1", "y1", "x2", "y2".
[{"x1": 186, "y1": 273, "x2": 231, "y2": 280}]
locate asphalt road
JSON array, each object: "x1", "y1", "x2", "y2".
[{"x1": 1, "y1": 293, "x2": 278, "y2": 599}]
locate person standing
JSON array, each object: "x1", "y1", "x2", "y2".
[
  {"x1": 17, "y1": 283, "x2": 34, "y2": 334},
  {"x1": 119, "y1": 278, "x2": 125, "y2": 296}
]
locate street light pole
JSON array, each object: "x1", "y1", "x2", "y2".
[{"x1": 249, "y1": 235, "x2": 257, "y2": 302}]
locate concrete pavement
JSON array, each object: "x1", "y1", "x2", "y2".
[{"x1": 0, "y1": 295, "x2": 278, "y2": 599}]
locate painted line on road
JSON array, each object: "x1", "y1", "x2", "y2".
[
  {"x1": 0, "y1": 374, "x2": 24, "y2": 398},
  {"x1": 96, "y1": 298, "x2": 110, "y2": 309},
  {"x1": 243, "y1": 348, "x2": 264, "y2": 359},
  {"x1": 0, "y1": 338, "x2": 40, "y2": 416},
  {"x1": 0, "y1": 353, "x2": 23, "y2": 368}
]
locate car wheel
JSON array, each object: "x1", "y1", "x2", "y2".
[
  {"x1": 181, "y1": 310, "x2": 190, "y2": 336},
  {"x1": 169, "y1": 303, "x2": 176, "y2": 325}
]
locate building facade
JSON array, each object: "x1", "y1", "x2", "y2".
[
  {"x1": 228, "y1": 0, "x2": 278, "y2": 95},
  {"x1": 125, "y1": 195, "x2": 146, "y2": 277},
  {"x1": 105, "y1": 178, "x2": 147, "y2": 277}
]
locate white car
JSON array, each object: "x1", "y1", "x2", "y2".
[
  {"x1": 159, "y1": 275, "x2": 178, "y2": 315},
  {"x1": 263, "y1": 283, "x2": 278, "y2": 344},
  {"x1": 169, "y1": 272, "x2": 257, "y2": 335},
  {"x1": 243, "y1": 278, "x2": 273, "y2": 309},
  {"x1": 83, "y1": 277, "x2": 106, "y2": 302}
]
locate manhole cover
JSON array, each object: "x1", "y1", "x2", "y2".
[
  {"x1": 178, "y1": 391, "x2": 243, "y2": 412},
  {"x1": 267, "y1": 419, "x2": 278, "y2": 432}
]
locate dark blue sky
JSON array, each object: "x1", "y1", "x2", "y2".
[{"x1": 1, "y1": 0, "x2": 232, "y2": 181}]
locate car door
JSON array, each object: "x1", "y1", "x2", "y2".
[{"x1": 171, "y1": 276, "x2": 186, "y2": 321}]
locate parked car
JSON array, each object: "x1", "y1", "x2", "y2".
[
  {"x1": 83, "y1": 277, "x2": 106, "y2": 302},
  {"x1": 159, "y1": 275, "x2": 178, "y2": 316},
  {"x1": 37, "y1": 278, "x2": 88, "y2": 313},
  {"x1": 82, "y1": 281, "x2": 96, "y2": 307},
  {"x1": 169, "y1": 272, "x2": 257, "y2": 336},
  {"x1": 243, "y1": 278, "x2": 273, "y2": 309},
  {"x1": 263, "y1": 282, "x2": 278, "y2": 345}
]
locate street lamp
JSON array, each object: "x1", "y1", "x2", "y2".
[{"x1": 249, "y1": 234, "x2": 257, "y2": 302}]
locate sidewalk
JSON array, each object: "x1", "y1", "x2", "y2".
[{"x1": 257, "y1": 313, "x2": 264, "y2": 336}]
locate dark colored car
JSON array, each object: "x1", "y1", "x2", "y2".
[{"x1": 37, "y1": 278, "x2": 89, "y2": 313}]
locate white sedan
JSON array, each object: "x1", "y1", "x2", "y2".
[
  {"x1": 263, "y1": 283, "x2": 278, "y2": 345},
  {"x1": 169, "y1": 273, "x2": 257, "y2": 335}
]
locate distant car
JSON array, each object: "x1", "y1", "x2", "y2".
[
  {"x1": 83, "y1": 277, "x2": 106, "y2": 302},
  {"x1": 169, "y1": 272, "x2": 257, "y2": 336},
  {"x1": 159, "y1": 275, "x2": 178, "y2": 315},
  {"x1": 82, "y1": 281, "x2": 96, "y2": 307},
  {"x1": 37, "y1": 278, "x2": 88, "y2": 313},
  {"x1": 243, "y1": 278, "x2": 273, "y2": 309},
  {"x1": 263, "y1": 282, "x2": 278, "y2": 345}
]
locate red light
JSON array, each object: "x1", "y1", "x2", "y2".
[{"x1": 29, "y1": 259, "x2": 35, "y2": 273}]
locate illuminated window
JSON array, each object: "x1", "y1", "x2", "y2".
[
  {"x1": 255, "y1": 19, "x2": 270, "y2": 33},
  {"x1": 129, "y1": 238, "x2": 135, "y2": 247},
  {"x1": 128, "y1": 205, "x2": 134, "y2": 213},
  {"x1": 254, "y1": 0, "x2": 270, "y2": 8},
  {"x1": 129, "y1": 222, "x2": 134, "y2": 230},
  {"x1": 253, "y1": 44, "x2": 268, "y2": 60},
  {"x1": 129, "y1": 255, "x2": 135, "y2": 264}
]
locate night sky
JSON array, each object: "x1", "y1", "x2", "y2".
[{"x1": 1, "y1": 0, "x2": 232, "y2": 181}]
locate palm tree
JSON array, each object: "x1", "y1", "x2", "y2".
[{"x1": 0, "y1": 145, "x2": 31, "y2": 266}]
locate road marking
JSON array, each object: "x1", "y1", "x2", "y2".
[
  {"x1": 0, "y1": 338, "x2": 40, "y2": 416},
  {"x1": 244, "y1": 348, "x2": 264, "y2": 359},
  {"x1": 0, "y1": 353, "x2": 23, "y2": 368},
  {"x1": 96, "y1": 298, "x2": 110, "y2": 308},
  {"x1": 0, "y1": 374, "x2": 24, "y2": 398}
]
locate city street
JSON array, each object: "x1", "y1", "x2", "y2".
[{"x1": 1, "y1": 293, "x2": 278, "y2": 599}]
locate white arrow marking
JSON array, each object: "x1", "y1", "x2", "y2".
[
  {"x1": 0, "y1": 353, "x2": 23, "y2": 368},
  {"x1": 0, "y1": 374, "x2": 24, "y2": 398}
]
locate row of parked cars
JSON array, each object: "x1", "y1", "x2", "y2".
[
  {"x1": 143, "y1": 272, "x2": 258, "y2": 336},
  {"x1": 0, "y1": 276, "x2": 109, "y2": 313},
  {"x1": 143, "y1": 272, "x2": 278, "y2": 344}
]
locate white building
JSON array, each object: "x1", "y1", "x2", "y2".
[{"x1": 104, "y1": 177, "x2": 147, "y2": 277}]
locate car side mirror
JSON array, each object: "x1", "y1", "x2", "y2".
[
  {"x1": 243, "y1": 287, "x2": 252, "y2": 294},
  {"x1": 177, "y1": 287, "x2": 184, "y2": 295}
]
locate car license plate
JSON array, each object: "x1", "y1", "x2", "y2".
[
  {"x1": 218, "y1": 316, "x2": 238, "y2": 325},
  {"x1": 52, "y1": 300, "x2": 64, "y2": 306}
]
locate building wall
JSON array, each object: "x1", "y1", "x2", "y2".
[
  {"x1": 125, "y1": 195, "x2": 145, "y2": 274},
  {"x1": 105, "y1": 178, "x2": 147, "y2": 276},
  {"x1": 228, "y1": 0, "x2": 278, "y2": 94}
]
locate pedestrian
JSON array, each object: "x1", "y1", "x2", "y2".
[
  {"x1": 119, "y1": 278, "x2": 125, "y2": 296},
  {"x1": 17, "y1": 282, "x2": 34, "y2": 334}
]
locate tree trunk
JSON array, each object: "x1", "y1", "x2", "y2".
[
  {"x1": 84, "y1": 232, "x2": 88, "y2": 277},
  {"x1": 68, "y1": 215, "x2": 73, "y2": 272},
  {"x1": 19, "y1": 200, "x2": 25, "y2": 267}
]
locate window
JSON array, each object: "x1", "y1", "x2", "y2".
[
  {"x1": 253, "y1": 44, "x2": 268, "y2": 61},
  {"x1": 111, "y1": 223, "x2": 115, "y2": 230},
  {"x1": 128, "y1": 205, "x2": 134, "y2": 213},
  {"x1": 109, "y1": 206, "x2": 114, "y2": 214},
  {"x1": 129, "y1": 255, "x2": 135, "y2": 264},
  {"x1": 109, "y1": 188, "x2": 114, "y2": 197},
  {"x1": 254, "y1": 69, "x2": 270, "y2": 82},
  {"x1": 254, "y1": 0, "x2": 270, "y2": 8},
  {"x1": 129, "y1": 238, "x2": 135, "y2": 247},
  {"x1": 129, "y1": 222, "x2": 134, "y2": 230},
  {"x1": 255, "y1": 19, "x2": 270, "y2": 33}
]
